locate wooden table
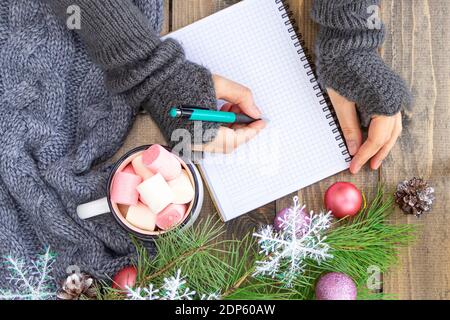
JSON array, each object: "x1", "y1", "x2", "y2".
[{"x1": 116, "y1": 0, "x2": 450, "y2": 300}]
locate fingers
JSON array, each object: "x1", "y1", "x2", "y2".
[
  {"x1": 221, "y1": 103, "x2": 253, "y2": 130},
  {"x1": 370, "y1": 114, "x2": 402, "y2": 170},
  {"x1": 200, "y1": 75, "x2": 266, "y2": 154},
  {"x1": 213, "y1": 75, "x2": 262, "y2": 119},
  {"x1": 203, "y1": 121, "x2": 266, "y2": 154},
  {"x1": 202, "y1": 126, "x2": 235, "y2": 154},
  {"x1": 220, "y1": 103, "x2": 234, "y2": 113},
  {"x1": 327, "y1": 88, "x2": 362, "y2": 156},
  {"x1": 369, "y1": 136, "x2": 396, "y2": 170},
  {"x1": 349, "y1": 115, "x2": 397, "y2": 174},
  {"x1": 220, "y1": 103, "x2": 239, "y2": 128},
  {"x1": 234, "y1": 120, "x2": 266, "y2": 147}
]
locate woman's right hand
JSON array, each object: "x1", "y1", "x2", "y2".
[{"x1": 194, "y1": 75, "x2": 267, "y2": 154}]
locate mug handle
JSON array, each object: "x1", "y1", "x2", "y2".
[{"x1": 77, "y1": 197, "x2": 110, "y2": 220}]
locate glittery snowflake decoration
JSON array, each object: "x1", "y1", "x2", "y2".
[
  {"x1": 0, "y1": 248, "x2": 56, "y2": 300},
  {"x1": 253, "y1": 197, "x2": 333, "y2": 286},
  {"x1": 126, "y1": 269, "x2": 220, "y2": 300}
]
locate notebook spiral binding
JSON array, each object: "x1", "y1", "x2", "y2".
[{"x1": 275, "y1": 0, "x2": 352, "y2": 163}]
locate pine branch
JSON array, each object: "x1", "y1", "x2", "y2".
[
  {"x1": 99, "y1": 186, "x2": 416, "y2": 300},
  {"x1": 143, "y1": 243, "x2": 215, "y2": 283},
  {"x1": 222, "y1": 269, "x2": 254, "y2": 298}
]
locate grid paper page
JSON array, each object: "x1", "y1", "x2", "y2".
[{"x1": 166, "y1": 0, "x2": 350, "y2": 221}]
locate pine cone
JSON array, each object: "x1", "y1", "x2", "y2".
[
  {"x1": 57, "y1": 272, "x2": 97, "y2": 300},
  {"x1": 395, "y1": 178, "x2": 435, "y2": 217}
]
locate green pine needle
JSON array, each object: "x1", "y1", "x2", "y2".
[{"x1": 99, "y1": 186, "x2": 416, "y2": 300}]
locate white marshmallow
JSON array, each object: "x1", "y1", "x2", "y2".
[
  {"x1": 125, "y1": 203, "x2": 156, "y2": 232},
  {"x1": 137, "y1": 173, "x2": 174, "y2": 214},
  {"x1": 168, "y1": 170, "x2": 195, "y2": 205}
]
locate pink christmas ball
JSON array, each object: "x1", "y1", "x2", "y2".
[
  {"x1": 325, "y1": 182, "x2": 362, "y2": 218},
  {"x1": 273, "y1": 207, "x2": 308, "y2": 233},
  {"x1": 315, "y1": 272, "x2": 357, "y2": 300}
]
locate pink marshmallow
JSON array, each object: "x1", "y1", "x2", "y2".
[
  {"x1": 132, "y1": 154, "x2": 154, "y2": 180},
  {"x1": 156, "y1": 204, "x2": 187, "y2": 231},
  {"x1": 110, "y1": 172, "x2": 143, "y2": 206},
  {"x1": 142, "y1": 145, "x2": 181, "y2": 181},
  {"x1": 122, "y1": 164, "x2": 136, "y2": 175}
]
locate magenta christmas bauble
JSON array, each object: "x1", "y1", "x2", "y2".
[
  {"x1": 315, "y1": 272, "x2": 357, "y2": 300},
  {"x1": 273, "y1": 207, "x2": 308, "y2": 234}
]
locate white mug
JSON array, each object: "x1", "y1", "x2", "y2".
[{"x1": 76, "y1": 145, "x2": 204, "y2": 241}]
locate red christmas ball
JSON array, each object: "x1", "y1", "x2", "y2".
[
  {"x1": 324, "y1": 182, "x2": 362, "y2": 218},
  {"x1": 112, "y1": 266, "x2": 137, "y2": 291}
]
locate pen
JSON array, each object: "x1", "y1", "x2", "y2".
[{"x1": 169, "y1": 106, "x2": 258, "y2": 124}]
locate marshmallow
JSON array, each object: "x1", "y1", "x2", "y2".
[
  {"x1": 111, "y1": 172, "x2": 142, "y2": 206},
  {"x1": 168, "y1": 170, "x2": 195, "y2": 205},
  {"x1": 142, "y1": 145, "x2": 181, "y2": 181},
  {"x1": 132, "y1": 154, "x2": 154, "y2": 180},
  {"x1": 137, "y1": 173, "x2": 174, "y2": 214},
  {"x1": 123, "y1": 164, "x2": 136, "y2": 175},
  {"x1": 156, "y1": 204, "x2": 187, "y2": 231},
  {"x1": 125, "y1": 202, "x2": 157, "y2": 232}
]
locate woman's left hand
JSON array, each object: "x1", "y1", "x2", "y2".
[{"x1": 327, "y1": 88, "x2": 403, "y2": 174}]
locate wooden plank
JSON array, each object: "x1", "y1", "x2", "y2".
[
  {"x1": 381, "y1": 0, "x2": 450, "y2": 300},
  {"x1": 172, "y1": 0, "x2": 275, "y2": 237},
  {"x1": 278, "y1": 0, "x2": 379, "y2": 214},
  {"x1": 161, "y1": 0, "x2": 171, "y2": 36},
  {"x1": 171, "y1": 0, "x2": 217, "y2": 234},
  {"x1": 172, "y1": 0, "x2": 214, "y2": 29}
]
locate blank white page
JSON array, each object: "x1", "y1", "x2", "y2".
[{"x1": 166, "y1": 0, "x2": 350, "y2": 221}]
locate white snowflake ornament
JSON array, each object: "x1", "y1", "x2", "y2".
[
  {"x1": 0, "y1": 248, "x2": 56, "y2": 300},
  {"x1": 126, "y1": 269, "x2": 219, "y2": 300},
  {"x1": 253, "y1": 197, "x2": 333, "y2": 286},
  {"x1": 160, "y1": 269, "x2": 196, "y2": 300},
  {"x1": 127, "y1": 284, "x2": 160, "y2": 300}
]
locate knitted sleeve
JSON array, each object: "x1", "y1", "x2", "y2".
[
  {"x1": 311, "y1": 0, "x2": 412, "y2": 126},
  {"x1": 46, "y1": 0, "x2": 219, "y2": 145}
]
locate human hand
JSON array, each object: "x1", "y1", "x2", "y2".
[
  {"x1": 195, "y1": 75, "x2": 266, "y2": 154},
  {"x1": 327, "y1": 88, "x2": 402, "y2": 174}
]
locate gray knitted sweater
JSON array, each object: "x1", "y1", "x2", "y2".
[
  {"x1": 47, "y1": 0, "x2": 220, "y2": 145},
  {"x1": 0, "y1": 0, "x2": 168, "y2": 291},
  {"x1": 312, "y1": 0, "x2": 412, "y2": 125},
  {"x1": 46, "y1": 0, "x2": 411, "y2": 137}
]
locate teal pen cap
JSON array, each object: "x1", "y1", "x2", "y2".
[{"x1": 169, "y1": 106, "x2": 258, "y2": 124}]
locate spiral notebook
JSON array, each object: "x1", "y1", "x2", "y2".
[{"x1": 166, "y1": 0, "x2": 351, "y2": 221}]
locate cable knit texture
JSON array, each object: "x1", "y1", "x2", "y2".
[
  {"x1": 47, "y1": 0, "x2": 220, "y2": 145},
  {"x1": 0, "y1": 0, "x2": 172, "y2": 290},
  {"x1": 312, "y1": 0, "x2": 412, "y2": 125}
]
